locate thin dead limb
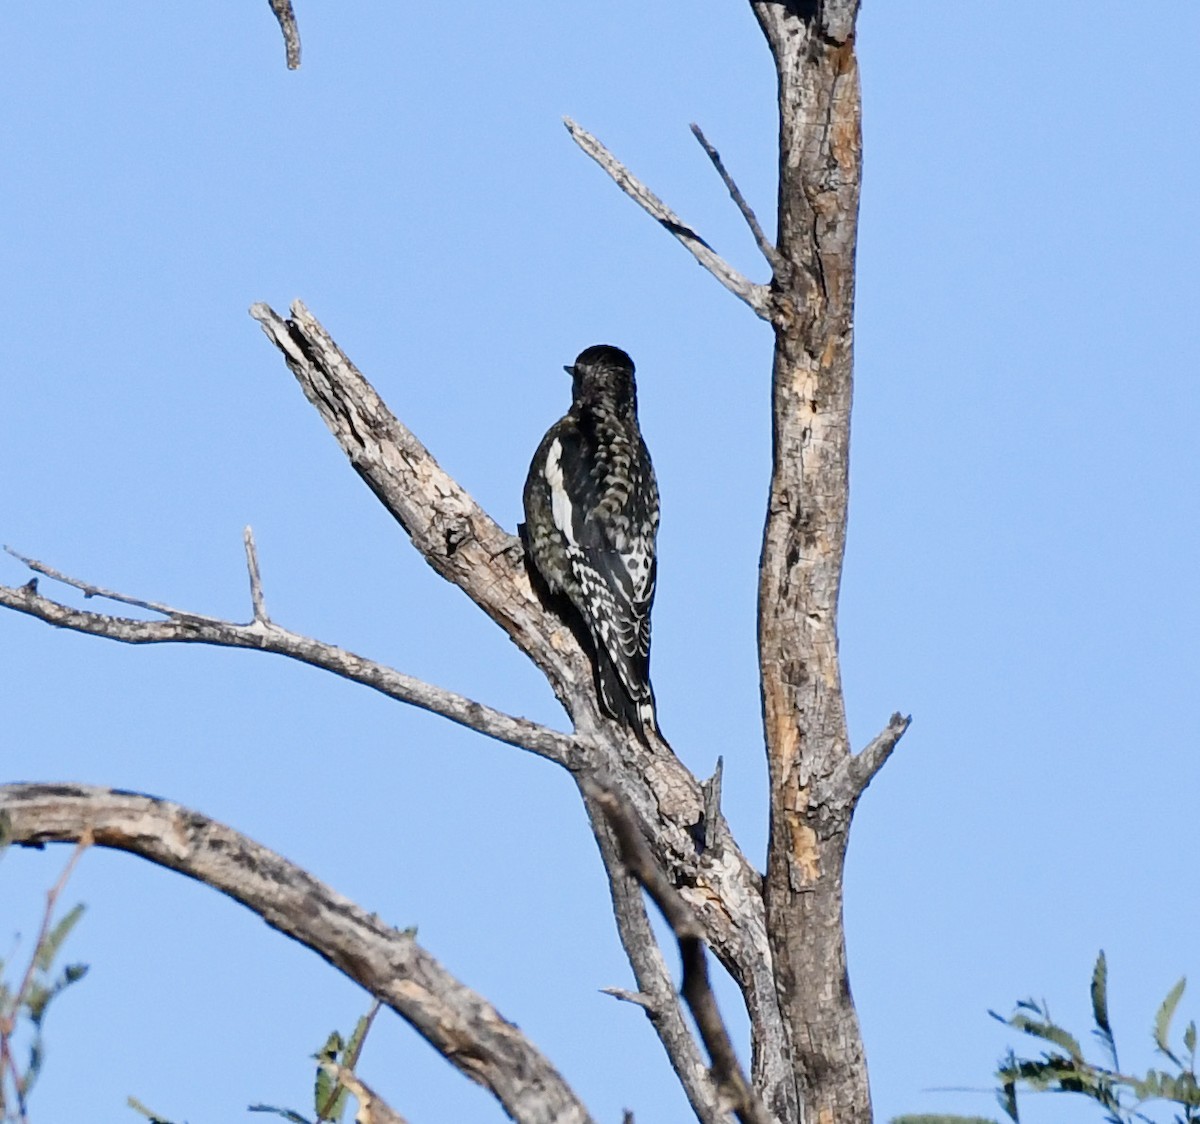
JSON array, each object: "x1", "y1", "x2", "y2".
[
  {"x1": 0, "y1": 550, "x2": 580, "y2": 768},
  {"x1": 588, "y1": 784, "x2": 774, "y2": 1124},
  {"x1": 266, "y1": 0, "x2": 301, "y2": 69},
  {"x1": 563, "y1": 119, "x2": 773, "y2": 321},
  {"x1": 689, "y1": 124, "x2": 784, "y2": 277}
]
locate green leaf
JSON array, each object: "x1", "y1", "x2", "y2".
[
  {"x1": 1008, "y1": 1013, "x2": 1084, "y2": 1061},
  {"x1": 248, "y1": 1105, "x2": 314, "y2": 1123},
  {"x1": 1156, "y1": 977, "x2": 1188, "y2": 1062},
  {"x1": 1090, "y1": 951, "x2": 1121, "y2": 1072},
  {"x1": 26, "y1": 1032, "x2": 45, "y2": 1090},
  {"x1": 1185, "y1": 1020, "x2": 1197, "y2": 1057},
  {"x1": 62, "y1": 962, "x2": 88, "y2": 985},
  {"x1": 341, "y1": 1011, "x2": 372, "y2": 1074},
  {"x1": 28, "y1": 961, "x2": 89, "y2": 1026},
  {"x1": 25, "y1": 981, "x2": 51, "y2": 1022},
  {"x1": 313, "y1": 1031, "x2": 345, "y2": 1122},
  {"x1": 35, "y1": 902, "x2": 85, "y2": 971}
]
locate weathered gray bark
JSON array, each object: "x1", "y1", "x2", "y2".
[{"x1": 752, "y1": 4, "x2": 905, "y2": 1122}]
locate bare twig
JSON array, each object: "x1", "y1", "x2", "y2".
[
  {"x1": 599, "y1": 988, "x2": 655, "y2": 1010},
  {"x1": 10, "y1": 834, "x2": 91, "y2": 1015},
  {"x1": 689, "y1": 124, "x2": 784, "y2": 277},
  {"x1": 563, "y1": 119, "x2": 773, "y2": 321},
  {"x1": 588, "y1": 784, "x2": 775, "y2": 1124},
  {"x1": 266, "y1": 0, "x2": 301, "y2": 69},
  {"x1": 701, "y1": 757, "x2": 724, "y2": 855},
  {"x1": 818, "y1": 712, "x2": 912, "y2": 809},
  {"x1": 242, "y1": 526, "x2": 268, "y2": 623},
  {"x1": 588, "y1": 806, "x2": 728, "y2": 1124},
  {"x1": 3, "y1": 546, "x2": 225, "y2": 625},
  {"x1": 0, "y1": 555, "x2": 581, "y2": 769},
  {"x1": 1, "y1": 784, "x2": 595, "y2": 1124},
  {"x1": 851, "y1": 712, "x2": 912, "y2": 792}
]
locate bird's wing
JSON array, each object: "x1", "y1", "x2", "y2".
[{"x1": 546, "y1": 426, "x2": 656, "y2": 678}]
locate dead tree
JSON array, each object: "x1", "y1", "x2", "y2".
[{"x1": 0, "y1": 2, "x2": 906, "y2": 1122}]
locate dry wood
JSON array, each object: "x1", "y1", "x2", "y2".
[
  {"x1": 267, "y1": 0, "x2": 300, "y2": 69},
  {"x1": 563, "y1": 119, "x2": 773, "y2": 321},
  {"x1": 590, "y1": 784, "x2": 773, "y2": 1124}
]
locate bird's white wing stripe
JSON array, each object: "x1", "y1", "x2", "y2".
[{"x1": 544, "y1": 438, "x2": 577, "y2": 547}]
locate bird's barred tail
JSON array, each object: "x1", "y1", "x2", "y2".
[{"x1": 594, "y1": 645, "x2": 658, "y2": 742}]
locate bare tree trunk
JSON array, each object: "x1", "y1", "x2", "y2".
[{"x1": 754, "y1": 4, "x2": 876, "y2": 1122}]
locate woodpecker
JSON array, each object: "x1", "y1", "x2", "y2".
[{"x1": 523, "y1": 344, "x2": 660, "y2": 738}]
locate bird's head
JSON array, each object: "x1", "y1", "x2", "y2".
[{"x1": 566, "y1": 345, "x2": 637, "y2": 411}]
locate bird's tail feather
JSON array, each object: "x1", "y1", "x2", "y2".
[{"x1": 594, "y1": 646, "x2": 658, "y2": 742}]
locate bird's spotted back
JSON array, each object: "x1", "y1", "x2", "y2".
[{"x1": 522, "y1": 345, "x2": 661, "y2": 738}]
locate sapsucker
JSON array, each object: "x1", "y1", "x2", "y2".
[{"x1": 522, "y1": 344, "x2": 660, "y2": 739}]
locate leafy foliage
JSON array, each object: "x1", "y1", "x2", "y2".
[
  {"x1": 895, "y1": 952, "x2": 1200, "y2": 1124},
  {"x1": 0, "y1": 897, "x2": 88, "y2": 1123}
]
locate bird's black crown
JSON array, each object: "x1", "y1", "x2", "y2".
[
  {"x1": 566, "y1": 345, "x2": 637, "y2": 408},
  {"x1": 570, "y1": 344, "x2": 634, "y2": 374}
]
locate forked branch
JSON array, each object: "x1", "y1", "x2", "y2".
[
  {"x1": 0, "y1": 548, "x2": 580, "y2": 767},
  {"x1": 563, "y1": 119, "x2": 773, "y2": 321},
  {"x1": 589, "y1": 784, "x2": 776, "y2": 1124}
]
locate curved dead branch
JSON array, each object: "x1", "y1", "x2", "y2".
[
  {"x1": 267, "y1": 0, "x2": 301, "y2": 69},
  {"x1": 0, "y1": 784, "x2": 594, "y2": 1124}
]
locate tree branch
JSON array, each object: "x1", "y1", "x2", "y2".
[
  {"x1": 243, "y1": 526, "x2": 268, "y2": 623},
  {"x1": 751, "y1": 2, "x2": 873, "y2": 1120},
  {"x1": 814, "y1": 713, "x2": 911, "y2": 816},
  {"x1": 588, "y1": 784, "x2": 775, "y2": 1124},
  {"x1": 563, "y1": 119, "x2": 773, "y2": 321},
  {"x1": 266, "y1": 0, "x2": 301, "y2": 69},
  {"x1": 848, "y1": 712, "x2": 911, "y2": 795},
  {"x1": 688, "y1": 125, "x2": 784, "y2": 278},
  {"x1": 588, "y1": 804, "x2": 730, "y2": 1124},
  {"x1": 0, "y1": 784, "x2": 594, "y2": 1124},
  {"x1": 0, "y1": 553, "x2": 580, "y2": 768}
]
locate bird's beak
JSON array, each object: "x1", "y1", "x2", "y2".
[{"x1": 563, "y1": 365, "x2": 574, "y2": 376}]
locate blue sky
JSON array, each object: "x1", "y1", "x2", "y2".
[{"x1": 2, "y1": 3, "x2": 1198, "y2": 1123}]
